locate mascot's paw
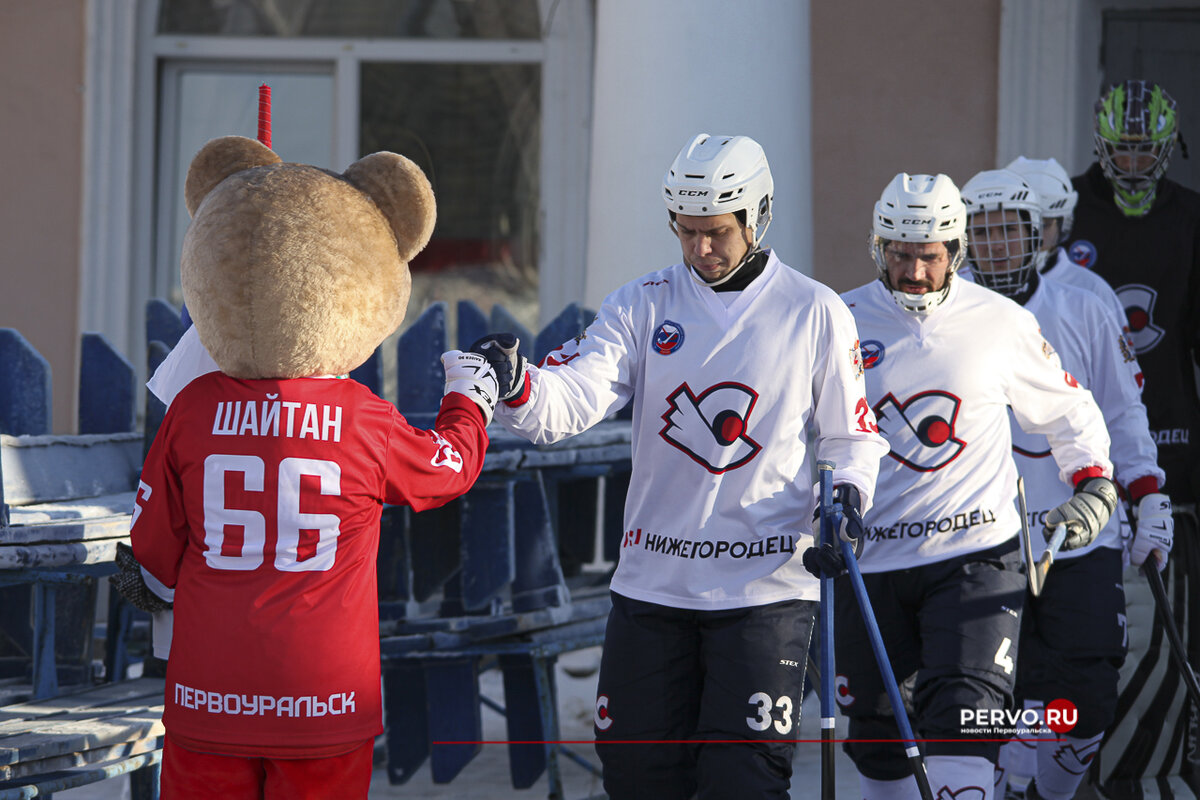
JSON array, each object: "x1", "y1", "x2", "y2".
[{"x1": 109, "y1": 543, "x2": 173, "y2": 614}]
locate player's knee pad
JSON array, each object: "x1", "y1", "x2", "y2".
[
  {"x1": 860, "y1": 772, "x2": 925, "y2": 800},
  {"x1": 597, "y1": 741, "x2": 696, "y2": 800},
  {"x1": 917, "y1": 671, "x2": 1012, "y2": 732},
  {"x1": 845, "y1": 715, "x2": 913, "y2": 781},
  {"x1": 1020, "y1": 648, "x2": 1121, "y2": 738},
  {"x1": 916, "y1": 672, "x2": 1012, "y2": 763},
  {"x1": 694, "y1": 739, "x2": 794, "y2": 798},
  {"x1": 1047, "y1": 656, "x2": 1122, "y2": 737}
]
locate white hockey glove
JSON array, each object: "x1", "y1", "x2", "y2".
[
  {"x1": 1044, "y1": 476, "x2": 1118, "y2": 551},
  {"x1": 470, "y1": 333, "x2": 528, "y2": 403},
  {"x1": 1131, "y1": 493, "x2": 1173, "y2": 571},
  {"x1": 441, "y1": 350, "x2": 499, "y2": 425}
]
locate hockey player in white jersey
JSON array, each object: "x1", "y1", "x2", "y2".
[
  {"x1": 960, "y1": 169, "x2": 1171, "y2": 800},
  {"x1": 472, "y1": 133, "x2": 889, "y2": 799},
  {"x1": 807, "y1": 172, "x2": 1116, "y2": 800},
  {"x1": 1004, "y1": 156, "x2": 1130, "y2": 335}
]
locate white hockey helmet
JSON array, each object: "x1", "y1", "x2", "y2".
[
  {"x1": 961, "y1": 169, "x2": 1043, "y2": 298},
  {"x1": 1005, "y1": 155, "x2": 1078, "y2": 247},
  {"x1": 870, "y1": 173, "x2": 967, "y2": 313},
  {"x1": 663, "y1": 134, "x2": 773, "y2": 248}
]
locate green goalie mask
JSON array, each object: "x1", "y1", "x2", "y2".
[{"x1": 1094, "y1": 80, "x2": 1179, "y2": 217}]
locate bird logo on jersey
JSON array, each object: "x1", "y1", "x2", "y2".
[
  {"x1": 1067, "y1": 240, "x2": 1098, "y2": 268},
  {"x1": 1116, "y1": 284, "x2": 1165, "y2": 353},
  {"x1": 873, "y1": 390, "x2": 966, "y2": 471},
  {"x1": 652, "y1": 320, "x2": 685, "y2": 355},
  {"x1": 933, "y1": 786, "x2": 986, "y2": 800},
  {"x1": 1051, "y1": 737, "x2": 1100, "y2": 775},
  {"x1": 861, "y1": 340, "x2": 885, "y2": 369},
  {"x1": 660, "y1": 382, "x2": 761, "y2": 473}
]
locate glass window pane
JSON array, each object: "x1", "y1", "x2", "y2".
[
  {"x1": 159, "y1": 0, "x2": 541, "y2": 39},
  {"x1": 361, "y1": 61, "x2": 541, "y2": 331},
  {"x1": 157, "y1": 67, "x2": 334, "y2": 307}
]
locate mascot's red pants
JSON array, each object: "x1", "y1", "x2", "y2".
[{"x1": 160, "y1": 734, "x2": 373, "y2": 799}]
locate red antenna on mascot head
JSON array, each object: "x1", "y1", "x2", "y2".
[{"x1": 257, "y1": 83, "x2": 272, "y2": 148}]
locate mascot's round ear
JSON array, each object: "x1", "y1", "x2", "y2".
[
  {"x1": 185, "y1": 136, "x2": 282, "y2": 217},
  {"x1": 344, "y1": 152, "x2": 436, "y2": 263}
]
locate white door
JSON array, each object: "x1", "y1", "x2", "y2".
[{"x1": 1102, "y1": 9, "x2": 1200, "y2": 192}]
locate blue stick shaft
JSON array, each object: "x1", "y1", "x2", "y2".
[
  {"x1": 817, "y1": 462, "x2": 836, "y2": 799},
  {"x1": 841, "y1": 537, "x2": 934, "y2": 800}
]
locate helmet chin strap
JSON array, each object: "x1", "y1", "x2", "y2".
[
  {"x1": 688, "y1": 246, "x2": 759, "y2": 287},
  {"x1": 686, "y1": 214, "x2": 771, "y2": 287},
  {"x1": 874, "y1": 236, "x2": 963, "y2": 314},
  {"x1": 887, "y1": 280, "x2": 952, "y2": 314}
]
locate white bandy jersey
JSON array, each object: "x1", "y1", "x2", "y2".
[
  {"x1": 495, "y1": 251, "x2": 889, "y2": 610},
  {"x1": 147, "y1": 325, "x2": 219, "y2": 406},
  {"x1": 1042, "y1": 247, "x2": 1131, "y2": 341},
  {"x1": 841, "y1": 278, "x2": 1112, "y2": 573},
  {"x1": 1013, "y1": 278, "x2": 1161, "y2": 559}
]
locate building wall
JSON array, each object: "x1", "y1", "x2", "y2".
[
  {"x1": 810, "y1": 2, "x2": 1002, "y2": 294},
  {"x1": 0, "y1": 1, "x2": 86, "y2": 433},
  {"x1": 0, "y1": 1, "x2": 1018, "y2": 434},
  {"x1": 585, "y1": 0, "x2": 813, "y2": 306}
]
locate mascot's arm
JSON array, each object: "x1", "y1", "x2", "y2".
[
  {"x1": 382, "y1": 393, "x2": 489, "y2": 511},
  {"x1": 127, "y1": 421, "x2": 189, "y2": 592}
]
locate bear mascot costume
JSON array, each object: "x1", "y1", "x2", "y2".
[{"x1": 112, "y1": 135, "x2": 500, "y2": 798}]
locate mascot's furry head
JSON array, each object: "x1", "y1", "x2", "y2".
[{"x1": 181, "y1": 135, "x2": 435, "y2": 379}]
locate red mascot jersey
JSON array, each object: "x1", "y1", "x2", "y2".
[{"x1": 131, "y1": 373, "x2": 488, "y2": 757}]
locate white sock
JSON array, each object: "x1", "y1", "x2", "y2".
[
  {"x1": 859, "y1": 771, "x2": 924, "y2": 800},
  {"x1": 1034, "y1": 732, "x2": 1103, "y2": 800},
  {"x1": 927, "y1": 754, "x2": 995, "y2": 800},
  {"x1": 997, "y1": 701, "x2": 1043, "y2": 796}
]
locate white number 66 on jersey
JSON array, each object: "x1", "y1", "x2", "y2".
[{"x1": 201, "y1": 453, "x2": 343, "y2": 572}]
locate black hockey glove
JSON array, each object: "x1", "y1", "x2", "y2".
[
  {"x1": 469, "y1": 333, "x2": 528, "y2": 403},
  {"x1": 1044, "y1": 476, "x2": 1118, "y2": 551},
  {"x1": 802, "y1": 484, "x2": 865, "y2": 579},
  {"x1": 108, "y1": 542, "x2": 173, "y2": 614}
]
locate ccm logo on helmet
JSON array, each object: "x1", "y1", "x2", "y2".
[
  {"x1": 901, "y1": 217, "x2": 930, "y2": 225},
  {"x1": 678, "y1": 189, "x2": 709, "y2": 197}
]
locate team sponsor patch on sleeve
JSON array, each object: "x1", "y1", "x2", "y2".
[
  {"x1": 849, "y1": 339, "x2": 864, "y2": 379},
  {"x1": 1041, "y1": 339, "x2": 1056, "y2": 359},
  {"x1": 1118, "y1": 331, "x2": 1136, "y2": 363}
]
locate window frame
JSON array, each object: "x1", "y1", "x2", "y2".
[{"x1": 85, "y1": 0, "x2": 592, "y2": 384}]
